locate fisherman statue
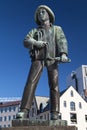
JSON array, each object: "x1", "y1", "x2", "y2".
[{"x1": 16, "y1": 5, "x2": 70, "y2": 120}]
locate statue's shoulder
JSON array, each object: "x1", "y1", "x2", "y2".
[
  {"x1": 53, "y1": 25, "x2": 63, "y2": 36},
  {"x1": 29, "y1": 28, "x2": 37, "y2": 33},
  {"x1": 53, "y1": 25, "x2": 62, "y2": 31},
  {"x1": 28, "y1": 28, "x2": 38, "y2": 37}
]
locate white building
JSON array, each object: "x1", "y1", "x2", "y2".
[
  {"x1": 66, "y1": 65, "x2": 87, "y2": 97},
  {"x1": 60, "y1": 86, "x2": 87, "y2": 130},
  {"x1": 36, "y1": 86, "x2": 87, "y2": 130}
]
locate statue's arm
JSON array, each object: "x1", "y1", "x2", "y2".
[
  {"x1": 23, "y1": 29, "x2": 47, "y2": 49},
  {"x1": 55, "y1": 26, "x2": 68, "y2": 62}
]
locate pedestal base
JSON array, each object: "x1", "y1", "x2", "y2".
[
  {"x1": 1, "y1": 126, "x2": 77, "y2": 130},
  {"x1": 12, "y1": 119, "x2": 67, "y2": 126},
  {"x1": 11, "y1": 119, "x2": 77, "y2": 130}
]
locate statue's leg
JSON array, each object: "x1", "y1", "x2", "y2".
[
  {"x1": 17, "y1": 60, "x2": 43, "y2": 119},
  {"x1": 47, "y1": 63, "x2": 60, "y2": 120}
]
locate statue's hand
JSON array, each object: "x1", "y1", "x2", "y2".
[
  {"x1": 60, "y1": 54, "x2": 68, "y2": 62},
  {"x1": 35, "y1": 41, "x2": 47, "y2": 48}
]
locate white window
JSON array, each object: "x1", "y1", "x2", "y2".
[
  {"x1": 79, "y1": 102, "x2": 82, "y2": 109},
  {"x1": 85, "y1": 115, "x2": 87, "y2": 122},
  {"x1": 70, "y1": 90, "x2": 74, "y2": 97},
  {"x1": 70, "y1": 113, "x2": 77, "y2": 124},
  {"x1": 63, "y1": 101, "x2": 67, "y2": 107},
  {"x1": 70, "y1": 102, "x2": 75, "y2": 111}
]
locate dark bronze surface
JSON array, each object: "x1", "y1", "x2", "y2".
[{"x1": 17, "y1": 5, "x2": 69, "y2": 120}]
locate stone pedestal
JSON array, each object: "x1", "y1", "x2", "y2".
[
  {"x1": 12, "y1": 119, "x2": 67, "y2": 126},
  {"x1": 0, "y1": 119, "x2": 77, "y2": 130},
  {"x1": 11, "y1": 119, "x2": 77, "y2": 130},
  {"x1": 0, "y1": 126, "x2": 77, "y2": 130}
]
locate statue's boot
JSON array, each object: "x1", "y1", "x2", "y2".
[
  {"x1": 50, "y1": 112, "x2": 58, "y2": 120},
  {"x1": 16, "y1": 109, "x2": 28, "y2": 119}
]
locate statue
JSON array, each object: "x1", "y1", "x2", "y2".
[{"x1": 16, "y1": 5, "x2": 70, "y2": 120}]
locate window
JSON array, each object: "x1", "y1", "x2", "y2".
[
  {"x1": 85, "y1": 115, "x2": 87, "y2": 122},
  {"x1": 0, "y1": 109, "x2": 3, "y2": 113},
  {"x1": 32, "y1": 102, "x2": 34, "y2": 106},
  {"x1": 8, "y1": 124, "x2": 10, "y2": 128},
  {"x1": 84, "y1": 67, "x2": 87, "y2": 76},
  {"x1": 70, "y1": 90, "x2": 74, "y2": 97},
  {"x1": 8, "y1": 116, "x2": 11, "y2": 121},
  {"x1": 47, "y1": 113, "x2": 49, "y2": 120},
  {"x1": 79, "y1": 102, "x2": 82, "y2": 109},
  {"x1": 4, "y1": 116, "x2": 7, "y2": 121},
  {"x1": 64, "y1": 101, "x2": 67, "y2": 107},
  {"x1": 13, "y1": 115, "x2": 16, "y2": 120},
  {"x1": 32, "y1": 108, "x2": 34, "y2": 117},
  {"x1": 4, "y1": 125, "x2": 6, "y2": 128},
  {"x1": 70, "y1": 113, "x2": 77, "y2": 123},
  {"x1": 40, "y1": 103, "x2": 43, "y2": 113},
  {"x1": 4, "y1": 107, "x2": 7, "y2": 112},
  {"x1": 9, "y1": 107, "x2": 11, "y2": 112},
  {"x1": 0, "y1": 117, "x2": 2, "y2": 121},
  {"x1": 40, "y1": 115, "x2": 43, "y2": 119},
  {"x1": 85, "y1": 77, "x2": 87, "y2": 89},
  {"x1": 44, "y1": 114, "x2": 46, "y2": 120},
  {"x1": 13, "y1": 106, "x2": 16, "y2": 111},
  {"x1": 70, "y1": 102, "x2": 75, "y2": 111}
]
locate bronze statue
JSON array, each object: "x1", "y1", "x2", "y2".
[{"x1": 16, "y1": 5, "x2": 69, "y2": 120}]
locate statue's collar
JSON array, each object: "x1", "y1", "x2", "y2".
[{"x1": 38, "y1": 23, "x2": 53, "y2": 30}]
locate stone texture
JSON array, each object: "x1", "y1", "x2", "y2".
[
  {"x1": 8, "y1": 119, "x2": 78, "y2": 130},
  {"x1": 0, "y1": 126, "x2": 77, "y2": 130},
  {"x1": 12, "y1": 119, "x2": 67, "y2": 127}
]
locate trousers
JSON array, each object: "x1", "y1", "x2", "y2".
[{"x1": 20, "y1": 60, "x2": 60, "y2": 115}]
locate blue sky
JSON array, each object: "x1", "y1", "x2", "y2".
[{"x1": 0, "y1": 0, "x2": 87, "y2": 98}]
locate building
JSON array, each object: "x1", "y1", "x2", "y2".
[
  {"x1": 36, "y1": 86, "x2": 87, "y2": 130},
  {"x1": 29, "y1": 96, "x2": 49, "y2": 120},
  {"x1": 0, "y1": 96, "x2": 49, "y2": 128},
  {"x1": 60, "y1": 86, "x2": 87, "y2": 130},
  {"x1": 66, "y1": 65, "x2": 87, "y2": 98},
  {"x1": 0, "y1": 100, "x2": 21, "y2": 128}
]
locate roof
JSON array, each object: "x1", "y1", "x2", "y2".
[
  {"x1": 35, "y1": 96, "x2": 49, "y2": 109},
  {"x1": 0, "y1": 100, "x2": 21, "y2": 108}
]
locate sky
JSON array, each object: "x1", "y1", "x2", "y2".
[{"x1": 0, "y1": 0, "x2": 87, "y2": 98}]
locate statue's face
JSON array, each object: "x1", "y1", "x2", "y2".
[{"x1": 38, "y1": 8, "x2": 49, "y2": 23}]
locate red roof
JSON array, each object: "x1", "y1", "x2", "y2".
[{"x1": 0, "y1": 100, "x2": 21, "y2": 108}]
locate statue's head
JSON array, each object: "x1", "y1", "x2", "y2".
[{"x1": 35, "y1": 5, "x2": 55, "y2": 25}]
